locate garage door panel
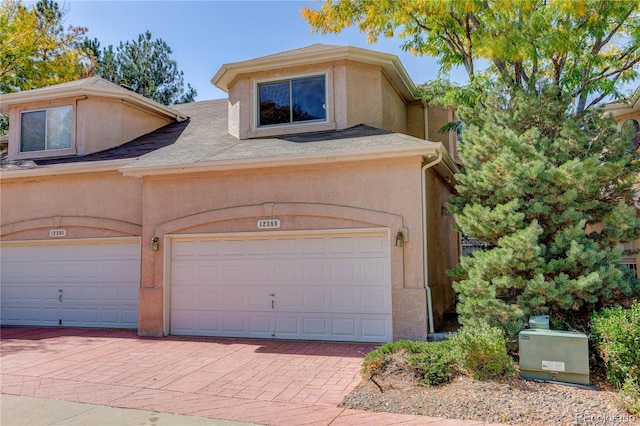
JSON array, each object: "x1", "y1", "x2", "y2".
[
  {"x1": 332, "y1": 318, "x2": 356, "y2": 337},
  {"x1": 247, "y1": 264, "x2": 270, "y2": 281},
  {"x1": 362, "y1": 262, "x2": 387, "y2": 282},
  {"x1": 275, "y1": 317, "x2": 300, "y2": 335},
  {"x1": 247, "y1": 290, "x2": 270, "y2": 309},
  {"x1": 247, "y1": 239, "x2": 270, "y2": 255},
  {"x1": 303, "y1": 289, "x2": 327, "y2": 308},
  {"x1": 301, "y1": 237, "x2": 325, "y2": 254},
  {"x1": 97, "y1": 309, "x2": 117, "y2": 324},
  {"x1": 122, "y1": 310, "x2": 138, "y2": 326},
  {"x1": 274, "y1": 238, "x2": 297, "y2": 255},
  {"x1": 0, "y1": 240, "x2": 140, "y2": 328},
  {"x1": 171, "y1": 263, "x2": 197, "y2": 283},
  {"x1": 330, "y1": 236, "x2": 360, "y2": 254},
  {"x1": 361, "y1": 318, "x2": 389, "y2": 340},
  {"x1": 249, "y1": 316, "x2": 271, "y2": 333},
  {"x1": 222, "y1": 288, "x2": 245, "y2": 307},
  {"x1": 301, "y1": 263, "x2": 326, "y2": 283},
  {"x1": 361, "y1": 290, "x2": 391, "y2": 310},
  {"x1": 274, "y1": 264, "x2": 297, "y2": 281},
  {"x1": 172, "y1": 311, "x2": 195, "y2": 332},
  {"x1": 333, "y1": 290, "x2": 356, "y2": 309},
  {"x1": 360, "y1": 235, "x2": 386, "y2": 253},
  {"x1": 330, "y1": 263, "x2": 356, "y2": 281},
  {"x1": 196, "y1": 287, "x2": 220, "y2": 309},
  {"x1": 101, "y1": 287, "x2": 119, "y2": 301},
  {"x1": 195, "y1": 315, "x2": 220, "y2": 333},
  {"x1": 222, "y1": 264, "x2": 245, "y2": 282}
]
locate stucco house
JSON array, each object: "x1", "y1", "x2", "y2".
[{"x1": 0, "y1": 44, "x2": 461, "y2": 342}]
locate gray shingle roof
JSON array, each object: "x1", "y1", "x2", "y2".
[
  {"x1": 2, "y1": 99, "x2": 438, "y2": 173},
  {"x1": 122, "y1": 100, "x2": 436, "y2": 170}
]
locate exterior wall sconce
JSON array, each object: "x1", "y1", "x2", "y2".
[
  {"x1": 151, "y1": 236, "x2": 159, "y2": 251},
  {"x1": 395, "y1": 230, "x2": 405, "y2": 247},
  {"x1": 442, "y1": 204, "x2": 450, "y2": 216}
]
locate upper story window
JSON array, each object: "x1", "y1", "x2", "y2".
[
  {"x1": 622, "y1": 118, "x2": 640, "y2": 159},
  {"x1": 258, "y1": 75, "x2": 326, "y2": 127},
  {"x1": 20, "y1": 105, "x2": 73, "y2": 152}
]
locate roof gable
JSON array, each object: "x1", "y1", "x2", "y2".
[
  {"x1": 0, "y1": 76, "x2": 188, "y2": 121},
  {"x1": 212, "y1": 44, "x2": 417, "y2": 101}
]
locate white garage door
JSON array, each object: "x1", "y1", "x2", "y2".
[
  {"x1": 170, "y1": 230, "x2": 392, "y2": 342},
  {"x1": 1, "y1": 238, "x2": 140, "y2": 328}
]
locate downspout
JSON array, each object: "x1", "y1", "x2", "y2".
[{"x1": 422, "y1": 151, "x2": 442, "y2": 334}]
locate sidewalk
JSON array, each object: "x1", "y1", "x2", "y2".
[{"x1": 1, "y1": 394, "x2": 256, "y2": 426}]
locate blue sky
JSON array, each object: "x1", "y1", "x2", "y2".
[{"x1": 60, "y1": 1, "x2": 468, "y2": 101}]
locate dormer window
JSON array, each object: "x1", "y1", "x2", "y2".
[
  {"x1": 258, "y1": 75, "x2": 326, "y2": 127},
  {"x1": 20, "y1": 105, "x2": 73, "y2": 153}
]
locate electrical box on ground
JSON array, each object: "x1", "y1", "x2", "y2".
[{"x1": 519, "y1": 329, "x2": 589, "y2": 385}]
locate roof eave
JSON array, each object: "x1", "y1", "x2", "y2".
[
  {"x1": 212, "y1": 46, "x2": 417, "y2": 101},
  {"x1": 0, "y1": 159, "x2": 132, "y2": 180},
  {"x1": 120, "y1": 144, "x2": 441, "y2": 178},
  {"x1": 0, "y1": 86, "x2": 188, "y2": 122}
]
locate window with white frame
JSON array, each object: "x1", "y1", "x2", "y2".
[
  {"x1": 20, "y1": 105, "x2": 73, "y2": 152},
  {"x1": 258, "y1": 75, "x2": 326, "y2": 127}
]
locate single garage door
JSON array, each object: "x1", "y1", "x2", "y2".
[
  {"x1": 170, "y1": 230, "x2": 392, "y2": 342},
  {"x1": 0, "y1": 238, "x2": 140, "y2": 328}
]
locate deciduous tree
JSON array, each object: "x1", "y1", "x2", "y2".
[
  {"x1": 0, "y1": 0, "x2": 87, "y2": 94},
  {"x1": 302, "y1": 0, "x2": 640, "y2": 112}
]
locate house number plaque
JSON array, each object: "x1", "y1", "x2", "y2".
[
  {"x1": 257, "y1": 219, "x2": 281, "y2": 229},
  {"x1": 49, "y1": 229, "x2": 67, "y2": 237}
]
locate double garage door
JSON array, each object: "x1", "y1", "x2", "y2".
[
  {"x1": 170, "y1": 230, "x2": 392, "y2": 342},
  {"x1": 1, "y1": 238, "x2": 140, "y2": 329},
  {"x1": 0, "y1": 231, "x2": 391, "y2": 342}
]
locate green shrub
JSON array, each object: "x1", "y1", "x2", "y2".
[
  {"x1": 361, "y1": 340, "x2": 432, "y2": 377},
  {"x1": 361, "y1": 326, "x2": 515, "y2": 387},
  {"x1": 408, "y1": 340, "x2": 455, "y2": 386},
  {"x1": 362, "y1": 340, "x2": 456, "y2": 386},
  {"x1": 617, "y1": 377, "x2": 640, "y2": 416},
  {"x1": 591, "y1": 301, "x2": 640, "y2": 387},
  {"x1": 448, "y1": 325, "x2": 515, "y2": 381}
]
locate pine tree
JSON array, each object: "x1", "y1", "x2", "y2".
[
  {"x1": 84, "y1": 31, "x2": 196, "y2": 106},
  {"x1": 449, "y1": 86, "x2": 640, "y2": 334}
]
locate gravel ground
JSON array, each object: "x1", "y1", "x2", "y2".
[{"x1": 340, "y1": 355, "x2": 639, "y2": 426}]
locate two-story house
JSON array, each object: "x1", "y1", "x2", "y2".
[{"x1": 0, "y1": 44, "x2": 460, "y2": 342}]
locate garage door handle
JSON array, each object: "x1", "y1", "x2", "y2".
[
  {"x1": 272, "y1": 300, "x2": 275, "y2": 309},
  {"x1": 58, "y1": 289, "x2": 63, "y2": 302}
]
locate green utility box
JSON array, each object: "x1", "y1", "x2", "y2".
[{"x1": 519, "y1": 329, "x2": 590, "y2": 385}]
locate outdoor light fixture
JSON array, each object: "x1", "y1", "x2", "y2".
[
  {"x1": 395, "y1": 230, "x2": 405, "y2": 247},
  {"x1": 151, "y1": 237, "x2": 159, "y2": 251}
]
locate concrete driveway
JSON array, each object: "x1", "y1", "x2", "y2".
[{"x1": 0, "y1": 327, "x2": 489, "y2": 425}]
